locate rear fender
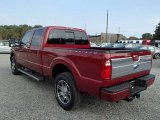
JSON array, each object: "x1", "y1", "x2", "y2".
[{"x1": 50, "y1": 57, "x2": 81, "y2": 89}]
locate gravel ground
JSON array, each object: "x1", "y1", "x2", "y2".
[{"x1": 0, "y1": 54, "x2": 160, "y2": 120}]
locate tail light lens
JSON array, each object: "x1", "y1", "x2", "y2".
[{"x1": 101, "y1": 60, "x2": 112, "y2": 80}]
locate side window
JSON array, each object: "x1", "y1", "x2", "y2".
[
  {"x1": 21, "y1": 31, "x2": 33, "y2": 45},
  {"x1": 31, "y1": 29, "x2": 44, "y2": 46}
]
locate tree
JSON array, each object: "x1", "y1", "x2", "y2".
[
  {"x1": 128, "y1": 36, "x2": 139, "y2": 40},
  {"x1": 153, "y1": 22, "x2": 160, "y2": 40},
  {"x1": 142, "y1": 33, "x2": 153, "y2": 39},
  {"x1": 0, "y1": 25, "x2": 43, "y2": 40},
  {"x1": 18, "y1": 24, "x2": 32, "y2": 40},
  {"x1": 33, "y1": 25, "x2": 43, "y2": 28}
]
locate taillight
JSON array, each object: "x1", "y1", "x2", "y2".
[{"x1": 101, "y1": 60, "x2": 112, "y2": 80}]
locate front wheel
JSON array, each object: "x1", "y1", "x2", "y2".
[
  {"x1": 11, "y1": 56, "x2": 20, "y2": 75},
  {"x1": 54, "y1": 72, "x2": 81, "y2": 110}
]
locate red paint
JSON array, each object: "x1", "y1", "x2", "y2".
[{"x1": 11, "y1": 26, "x2": 155, "y2": 102}]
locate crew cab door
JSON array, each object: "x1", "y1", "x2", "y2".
[
  {"x1": 16, "y1": 31, "x2": 34, "y2": 67},
  {"x1": 27, "y1": 28, "x2": 45, "y2": 74}
]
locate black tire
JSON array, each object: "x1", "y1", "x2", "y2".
[
  {"x1": 153, "y1": 53, "x2": 160, "y2": 59},
  {"x1": 54, "y1": 72, "x2": 81, "y2": 110},
  {"x1": 11, "y1": 56, "x2": 20, "y2": 75}
]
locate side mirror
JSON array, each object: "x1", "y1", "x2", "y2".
[{"x1": 9, "y1": 39, "x2": 15, "y2": 47}]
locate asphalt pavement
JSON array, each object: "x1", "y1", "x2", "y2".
[{"x1": 0, "y1": 54, "x2": 160, "y2": 120}]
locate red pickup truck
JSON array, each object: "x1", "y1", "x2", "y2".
[{"x1": 9, "y1": 26, "x2": 155, "y2": 110}]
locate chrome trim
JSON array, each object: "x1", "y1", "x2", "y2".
[
  {"x1": 111, "y1": 55, "x2": 152, "y2": 79},
  {"x1": 113, "y1": 64, "x2": 134, "y2": 69},
  {"x1": 111, "y1": 57, "x2": 132, "y2": 60},
  {"x1": 112, "y1": 61, "x2": 151, "y2": 69}
]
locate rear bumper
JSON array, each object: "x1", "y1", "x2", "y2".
[{"x1": 101, "y1": 74, "x2": 155, "y2": 102}]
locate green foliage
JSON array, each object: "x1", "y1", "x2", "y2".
[
  {"x1": 154, "y1": 22, "x2": 160, "y2": 40},
  {"x1": 0, "y1": 24, "x2": 43, "y2": 40},
  {"x1": 33, "y1": 25, "x2": 43, "y2": 28},
  {"x1": 142, "y1": 33, "x2": 153, "y2": 39},
  {"x1": 128, "y1": 36, "x2": 139, "y2": 40}
]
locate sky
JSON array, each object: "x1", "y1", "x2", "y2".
[{"x1": 0, "y1": 0, "x2": 160, "y2": 37}]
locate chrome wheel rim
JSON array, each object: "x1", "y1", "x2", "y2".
[{"x1": 57, "y1": 80, "x2": 71, "y2": 104}]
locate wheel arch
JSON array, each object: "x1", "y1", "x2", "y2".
[
  {"x1": 52, "y1": 64, "x2": 72, "y2": 78},
  {"x1": 51, "y1": 57, "x2": 81, "y2": 89}
]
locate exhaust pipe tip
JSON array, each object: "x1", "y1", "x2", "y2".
[
  {"x1": 124, "y1": 96, "x2": 135, "y2": 102},
  {"x1": 124, "y1": 93, "x2": 140, "y2": 102}
]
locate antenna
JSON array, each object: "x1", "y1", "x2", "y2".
[
  {"x1": 117, "y1": 27, "x2": 121, "y2": 41},
  {"x1": 84, "y1": 24, "x2": 86, "y2": 31},
  {"x1": 118, "y1": 27, "x2": 121, "y2": 34}
]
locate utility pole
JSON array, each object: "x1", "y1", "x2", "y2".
[
  {"x1": 84, "y1": 24, "x2": 86, "y2": 31},
  {"x1": 117, "y1": 27, "x2": 121, "y2": 41},
  {"x1": 96, "y1": 32, "x2": 97, "y2": 41},
  {"x1": 118, "y1": 27, "x2": 120, "y2": 34},
  {"x1": 106, "y1": 11, "x2": 109, "y2": 43}
]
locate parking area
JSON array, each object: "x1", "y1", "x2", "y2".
[{"x1": 0, "y1": 54, "x2": 160, "y2": 120}]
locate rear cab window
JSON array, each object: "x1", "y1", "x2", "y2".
[{"x1": 47, "y1": 29, "x2": 89, "y2": 46}]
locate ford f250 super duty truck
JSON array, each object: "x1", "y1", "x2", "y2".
[{"x1": 9, "y1": 26, "x2": 155, "y2": 110}]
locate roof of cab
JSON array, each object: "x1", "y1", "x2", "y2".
[
  {"x1": 27, "y1": 26, "x2": 86, "y2": 33},
  {"x1": 46, "y1": 26, "x2": 85, "y2": 32}
]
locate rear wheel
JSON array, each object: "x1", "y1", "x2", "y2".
[
  {"x1": 11, "y1": 56, "x2": 21, "y2": 75},
  {"x1": 54, "y1": 72, "x2": 81, "y2": 110}
]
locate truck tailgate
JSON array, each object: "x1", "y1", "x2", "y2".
[{"x1": 110, "y1": 49, "x2": 152, "y2": 82}]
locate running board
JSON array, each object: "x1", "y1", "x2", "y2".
[{"x1": 17, "y1": 68, "x2": 44, "y2": 81}]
